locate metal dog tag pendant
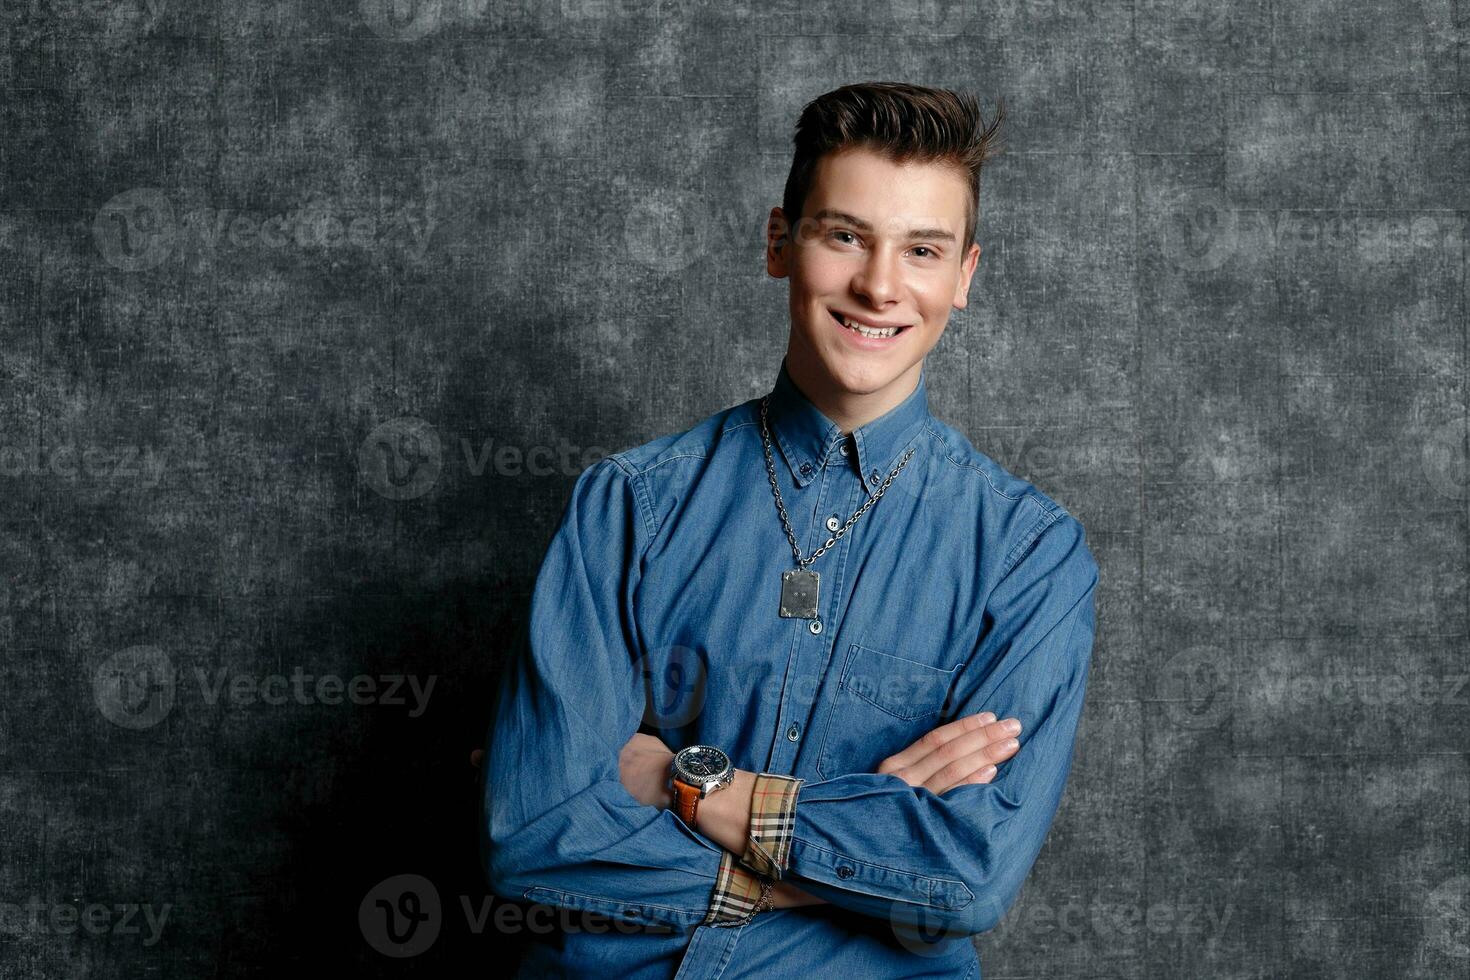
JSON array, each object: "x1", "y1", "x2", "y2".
[{"x1": 779, "y1": 569, "x2": 820, "y2": 619}]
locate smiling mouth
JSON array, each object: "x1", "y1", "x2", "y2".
[{"x1": 830, "y1": 309, "x2": 910, "y2": 339}]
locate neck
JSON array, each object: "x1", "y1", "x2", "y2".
[{"x1": 783, "y1": 350, "x2": 922, "y2": 436}]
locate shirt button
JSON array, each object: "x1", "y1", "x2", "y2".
[
  {"x1": 836, "y1": 866, "x2": 854, "y2": 879},
  {"x1": 825, "y1": 516, "x2": 840, "y2": 532},
  {"x1": 786, "y1": 723, "x2": 800, "y2": 741},
  {"x1": 800, "y1": 462, "x2": 813, "y2": 476},
  {"x1": 839, "y1": 442, "x2": 850, "y2": 457},
  {"x1": 809, "y1": 619, "x2": 823, "y2": 635},
  {"x1": 869, "y1": 470, "x2": 881, "y2": 485}
]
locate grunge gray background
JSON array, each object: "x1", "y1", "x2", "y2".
[{"x1": 3, "y1": 0, "x2": 1467, "y2": 976}]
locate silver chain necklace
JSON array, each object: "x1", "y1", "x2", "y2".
[{"x1": 759, "y1": 393, "x2": 915, "y2": 619}]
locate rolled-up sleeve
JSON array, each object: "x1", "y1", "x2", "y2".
[
  {"x1": 781, "y1": 513, "x2": 1099, "y2": 936},
  {"x1": 480, "y1": 456, "x2": 727, "y2": 931}
]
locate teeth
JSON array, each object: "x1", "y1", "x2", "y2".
[{"x1": 836, "y1": 313, "x2": 901, "y2": 339}]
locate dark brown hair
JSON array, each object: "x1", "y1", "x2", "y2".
[{"x1": 779, "y1": 81, "x2": 1005, "y2": 251}]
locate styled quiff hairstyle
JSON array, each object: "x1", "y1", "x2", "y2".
[{"x1": 779, "y1": 81, "x2": 1005, "y2": 252}]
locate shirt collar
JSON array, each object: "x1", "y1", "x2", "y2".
[{"x1": 763, "y1": 357, "x2": 932, "y2": 491}]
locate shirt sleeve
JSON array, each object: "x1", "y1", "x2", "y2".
[
  {"x1": 480, "y1": 456, "x2": 727, "y2": 932},
  {"x1": 777, "y1": 512, "x2": 1100, "y2": 937}
]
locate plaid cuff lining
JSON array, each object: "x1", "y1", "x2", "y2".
[
  {"x1": 739, "y1": 772, "x2": 802, "y2": 879},
  {"x1": 702, "y1": 772, "x2": 804, "y2": 928},
  {"x1": 703, "y1": 852, "x2": 771, "y2": 927}
]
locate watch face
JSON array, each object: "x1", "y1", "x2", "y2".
[{"x1": 675, "y1": 745, "x2": 730, "y2": 783}]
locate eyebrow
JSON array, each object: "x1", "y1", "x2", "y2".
[{"x1": 810, "y1": 208, "x2": 958, "y2": 243}]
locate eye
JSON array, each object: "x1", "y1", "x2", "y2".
[
  {"x1": 830, "y1": 230, "x2": 859, "y2": 245},
  {"x1": 912, "y1": 246, "x2": 938, "y2": 259}
]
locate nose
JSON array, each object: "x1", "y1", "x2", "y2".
[{"x1": 851, "y1": 246, "x2": 901, "y2": 308}]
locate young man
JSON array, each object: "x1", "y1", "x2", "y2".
[{"x1": 482, "y1": 81, "x2": 1099, "y2": 979}]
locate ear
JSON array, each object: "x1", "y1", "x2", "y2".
[
  {"x1": 952, "y1": 242, "x2": 982, "y2": 310},
  {"x1": 766, "y1": 206, "x2": 791, "y2": 279}
]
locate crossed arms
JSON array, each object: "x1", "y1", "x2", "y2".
[
  {"x1": 481, "y1": 457, "x2": 1099, "y2": 936},
  {"x1": 615, "y1": 710, "x2": 1027, "y2": 910}
]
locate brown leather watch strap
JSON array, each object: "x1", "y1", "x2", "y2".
[{"x1": 672, "y1": 779, "x2": 702, "y2": 825}]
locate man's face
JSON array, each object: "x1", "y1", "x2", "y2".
[{"x1": 768, "y1": 146, "x2": 981, "y2": 407}]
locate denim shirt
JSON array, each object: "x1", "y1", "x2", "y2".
[{"x1": 482, "y1": 358, "x2": 1100, "y2": 979}]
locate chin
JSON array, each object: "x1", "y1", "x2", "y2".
[{"x1": 820, "y1": 354, "x2": 912, "y2": 396}]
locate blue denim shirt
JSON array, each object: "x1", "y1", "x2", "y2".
[{"x1": 482, "y1": 358, "x2": 1099, "y2": 979}]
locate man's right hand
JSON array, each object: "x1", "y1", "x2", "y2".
[{"x1": 874, "y1": 711, "x2": 1023, "y2": 795}]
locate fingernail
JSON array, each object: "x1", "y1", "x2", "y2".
[
  {"x1": 979, "y1": 765, "x2": 996, "y2": 778},
  {"x1": 979, "y1": 712, "x2": 995, "y2": 723},
  {"x1": 1003, "y1": 719, "x2": 1021, "y2": 734},
  {"x1": 1001, "y1": 738, "x2": 1019, "y2": 752}
]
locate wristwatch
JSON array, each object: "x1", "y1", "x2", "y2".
[{"x1": 670, "y1": 744, "x2": 734, "y2": 827}]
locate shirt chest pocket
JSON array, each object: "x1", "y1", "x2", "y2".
[{"x1": 816, "y1": 642, "x2": 965, "y2": 779}]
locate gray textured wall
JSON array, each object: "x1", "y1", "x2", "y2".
[{"x1": 3, "y1": 0, "x2": 1467, "y2": 976}]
